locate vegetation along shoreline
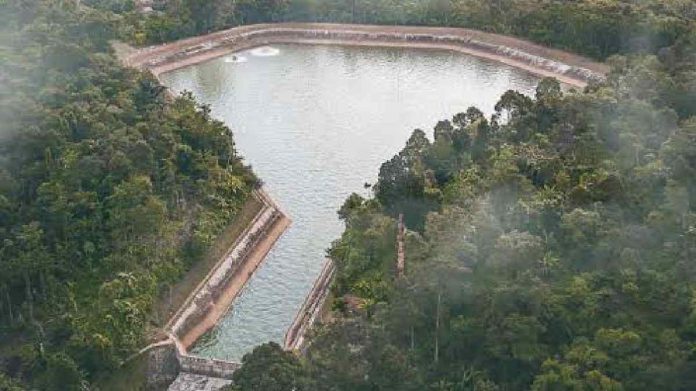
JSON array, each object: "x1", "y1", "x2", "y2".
[
  {"x1": 2, "y1": 0, "x2": 694, "y2": 389},
  {"x1": 110, "y1": 22, "x2": 612, "y2": 379}
]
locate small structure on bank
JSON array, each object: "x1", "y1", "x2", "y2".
[{"x1": 396, "y1": 213, "x2": 406, "y2": 278}]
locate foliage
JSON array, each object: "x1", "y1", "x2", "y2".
[
  {"x1": 2, "y1": 0, "x2": 696, "y2": 390},
  {"x1": 128, "y1": 0, "x2": 694, "y2": 61},
  {"x1": 125, "y1": 0, "x2": 696, "y2": 389},
  {"x1": 0, "y1": 0, "x2": 255, "y2": 387},
  {"x1": 0, "y1": 373, "x2": 25, "y2": 391},
  {"x1": 225, "y1": 342, "x2": 310, "y2": 391},
  {"x1": 298, "y1": 39, "x2": 696, "y2": 390}
]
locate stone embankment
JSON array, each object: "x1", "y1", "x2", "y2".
[
  {"x1": 142, "y1": 188, "x2": 290, "y2": 390},
  {"x1": 177, "y1": 354, "x2": 240, "y2": 380},
  {"x1": 145, "y1": 336, "x2": 239, "y2": 390},
  {"x1": 284, "y1": 258, "x2": 336, "y2": 352},
  {"x1": 167, "y1": 189, "x2": 287, "y2": 348},
  {"x1": 122, "y1": 23, "x2": 608, "y2": 87}
]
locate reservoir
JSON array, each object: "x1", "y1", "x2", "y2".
[{"x1": 159, "y1": 43, "x2": 540, "y2": 361}]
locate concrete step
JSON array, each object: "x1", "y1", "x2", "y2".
[{"x1": 168, "y1": 372, "x2": 232, "y2": 391}]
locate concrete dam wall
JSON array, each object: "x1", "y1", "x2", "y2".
[
  {"x1": 142, "y1": 188, "x2": 290, "y2": 389},
  {"x1": 284, "y1": 258, "x2": 336, "y2": 352},
  {"x1": 168, "y1": 198, "x2": 281, "y2": 345},
  {"x1": 124, "y1": 23, "x2": 607, "y2": 87}
]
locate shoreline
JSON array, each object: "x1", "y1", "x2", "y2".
[
  {"x1": 179, "y1": 214, "x2": 291, "y2": 349},
  {"x1": 122, "y1": 23, "x2": 608, "y2": 87},
  {"x1": 112, "y1": 23, "x2": 611, "y2": 384},
  {"x1": 164, "y1": 189, "x2": 290, "y2": 354},
  {"x1": 284, "y1": 258, "x2": 336, "y2": 352}
]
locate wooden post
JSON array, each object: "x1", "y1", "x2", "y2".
[
  {"x1": 434, "y1": 289, "x2": 441, "y2": 365},
  {"x1": 4, "y1": 288, "x2": 12, "y2": 324}
]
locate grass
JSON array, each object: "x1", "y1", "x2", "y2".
[{"x1": 151, "y1": 195, "x2": 264, "y2": 328}]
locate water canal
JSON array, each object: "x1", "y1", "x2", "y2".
[{"x1": 160, "y1": 43, "x2": 540, "y2": 360}]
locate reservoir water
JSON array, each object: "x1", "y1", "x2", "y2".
[{"x1": 160, "y1": 43, "x2": 540, "y2": 361}]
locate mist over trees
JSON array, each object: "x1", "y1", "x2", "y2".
[
  {"x1": 226, "y1": 13, "x2": 696, "y2": 389},
  {"x1": 1, "y1": 0, "x2": 695, "y2": 389},
  {"x1": 0, "y1": 1, "x2": 255, "y2": 388},
  {"x1": 289, "y1": 51, "x2": 696, "y2": 391}
]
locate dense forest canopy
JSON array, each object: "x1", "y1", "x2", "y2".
[
  {"x1": 118, "y1": 0, "x2": 693, "y2": 59},
  {"x1": 1, "y1": 0, "x2": 696, "y2": 390},
  {"x1": 305, "y1": 72, "x2": 696, "y2": 390},
  {"x1": 0, "y1": 1, "x2": 255, "y2": 389},
  {"x1": 227, "y1": 55, "x2": 696, "y2": 391}
]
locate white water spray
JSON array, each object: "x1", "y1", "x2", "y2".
[{"x1": 249, "y1": 46, "x2": 281, "y2": 57}]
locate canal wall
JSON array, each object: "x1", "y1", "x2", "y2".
[
  {"x1": 122, "y1": 23, "x2": 608, "y2": 87},
  {"x1": 145, "y1": 340, "x2": 181, "y2": 390},
  {"x1": 139, "y1": 188, "x2": 291, "y2": 389},
  {"x1": 149, "y1": 215, "x2": 333, "y2": 388},
  {"x1": 284, "y1": 258, "x2": 336, "y2": 352},
  {"x1": 167, "y1": 188, "x2": 290, "y2": 349},
  {"x1": 143, "y1": 336, "x2": 239, "y2": 390},
  {"x1": 177, "y1": 352, "x2": 241, "y2": 380}
]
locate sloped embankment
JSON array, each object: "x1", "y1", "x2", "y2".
[{"x1": 123, "y1": 23, "x2": 608, "y2": 87}]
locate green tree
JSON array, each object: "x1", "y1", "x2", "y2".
[
  {"x1": 35, "y1": 353, "x2": 85, "y2": 391},
  {"x1": 231, "y1": 342, "x2": 309, "y2": 391},
  {"x1": 0, "y1": 373, "x2": 25, "y2": 391}
]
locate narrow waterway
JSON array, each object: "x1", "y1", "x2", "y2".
[{"x1": 160, "y1": 43, "x2": 540, "y2": 361}]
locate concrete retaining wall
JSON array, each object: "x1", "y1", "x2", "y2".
[
  {"x1": 124, "y1": 23, "x2": 607, "y2": 86},
  {"x1": 143, "y1": 337, "x2": 239, "y2": 389},
  {"x1": 146, "y1": 340, "x2": 180, "y2": 390},
  {"x1": 178, "y1": 354, "x2": 241, "y2": 380},
  {"x1": 284, "y1": 258, "x2": 336, "y2": 352},
  {"x1": 169, "y1": 201, "x2": 280, "y2": 339},
  {"x1": 145, "y1": 188, "x2": 288, "y2": 387},
  {"x1": 168, "y1": 373, "x2": 232, "y2": 391}
]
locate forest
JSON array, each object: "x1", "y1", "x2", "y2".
[
  {"x1": 113, "y1": 0, "x2": 693, "y2": 59},
  {"x1": 301, "y1": 70, "x2": 696, "y2": 389},
  {"x1": 228, "y1": 25, "x2": 696, "y2": 391},
  {"x1": 0, "y1": 1, "x2": 256, "y2": 389},
  {"x1": 220, "y1": 1, "x2": 694, "y2": 390},
  {"x1": 1, "y1": 0, "x2": 696, "y2": 390}
]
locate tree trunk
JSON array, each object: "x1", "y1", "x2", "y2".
[
  {"x1": 24, "y1": 271, "x2": 34, "y2": 322},
  {"x1": 40, "y1": 270, "x2": 48, "y2": 300},
  {"x1": 168, "y1": 284, "x2": 173, "y2": 320},
  {"x1": 4, "y1": 287, "x2": 12, "y2": 324},
  {"x1": 434, "y1": 289, "x2": 441, "y2": 365},
  {"x1": 410, "y1": 325, "x2": 415, "y2": 351}
]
